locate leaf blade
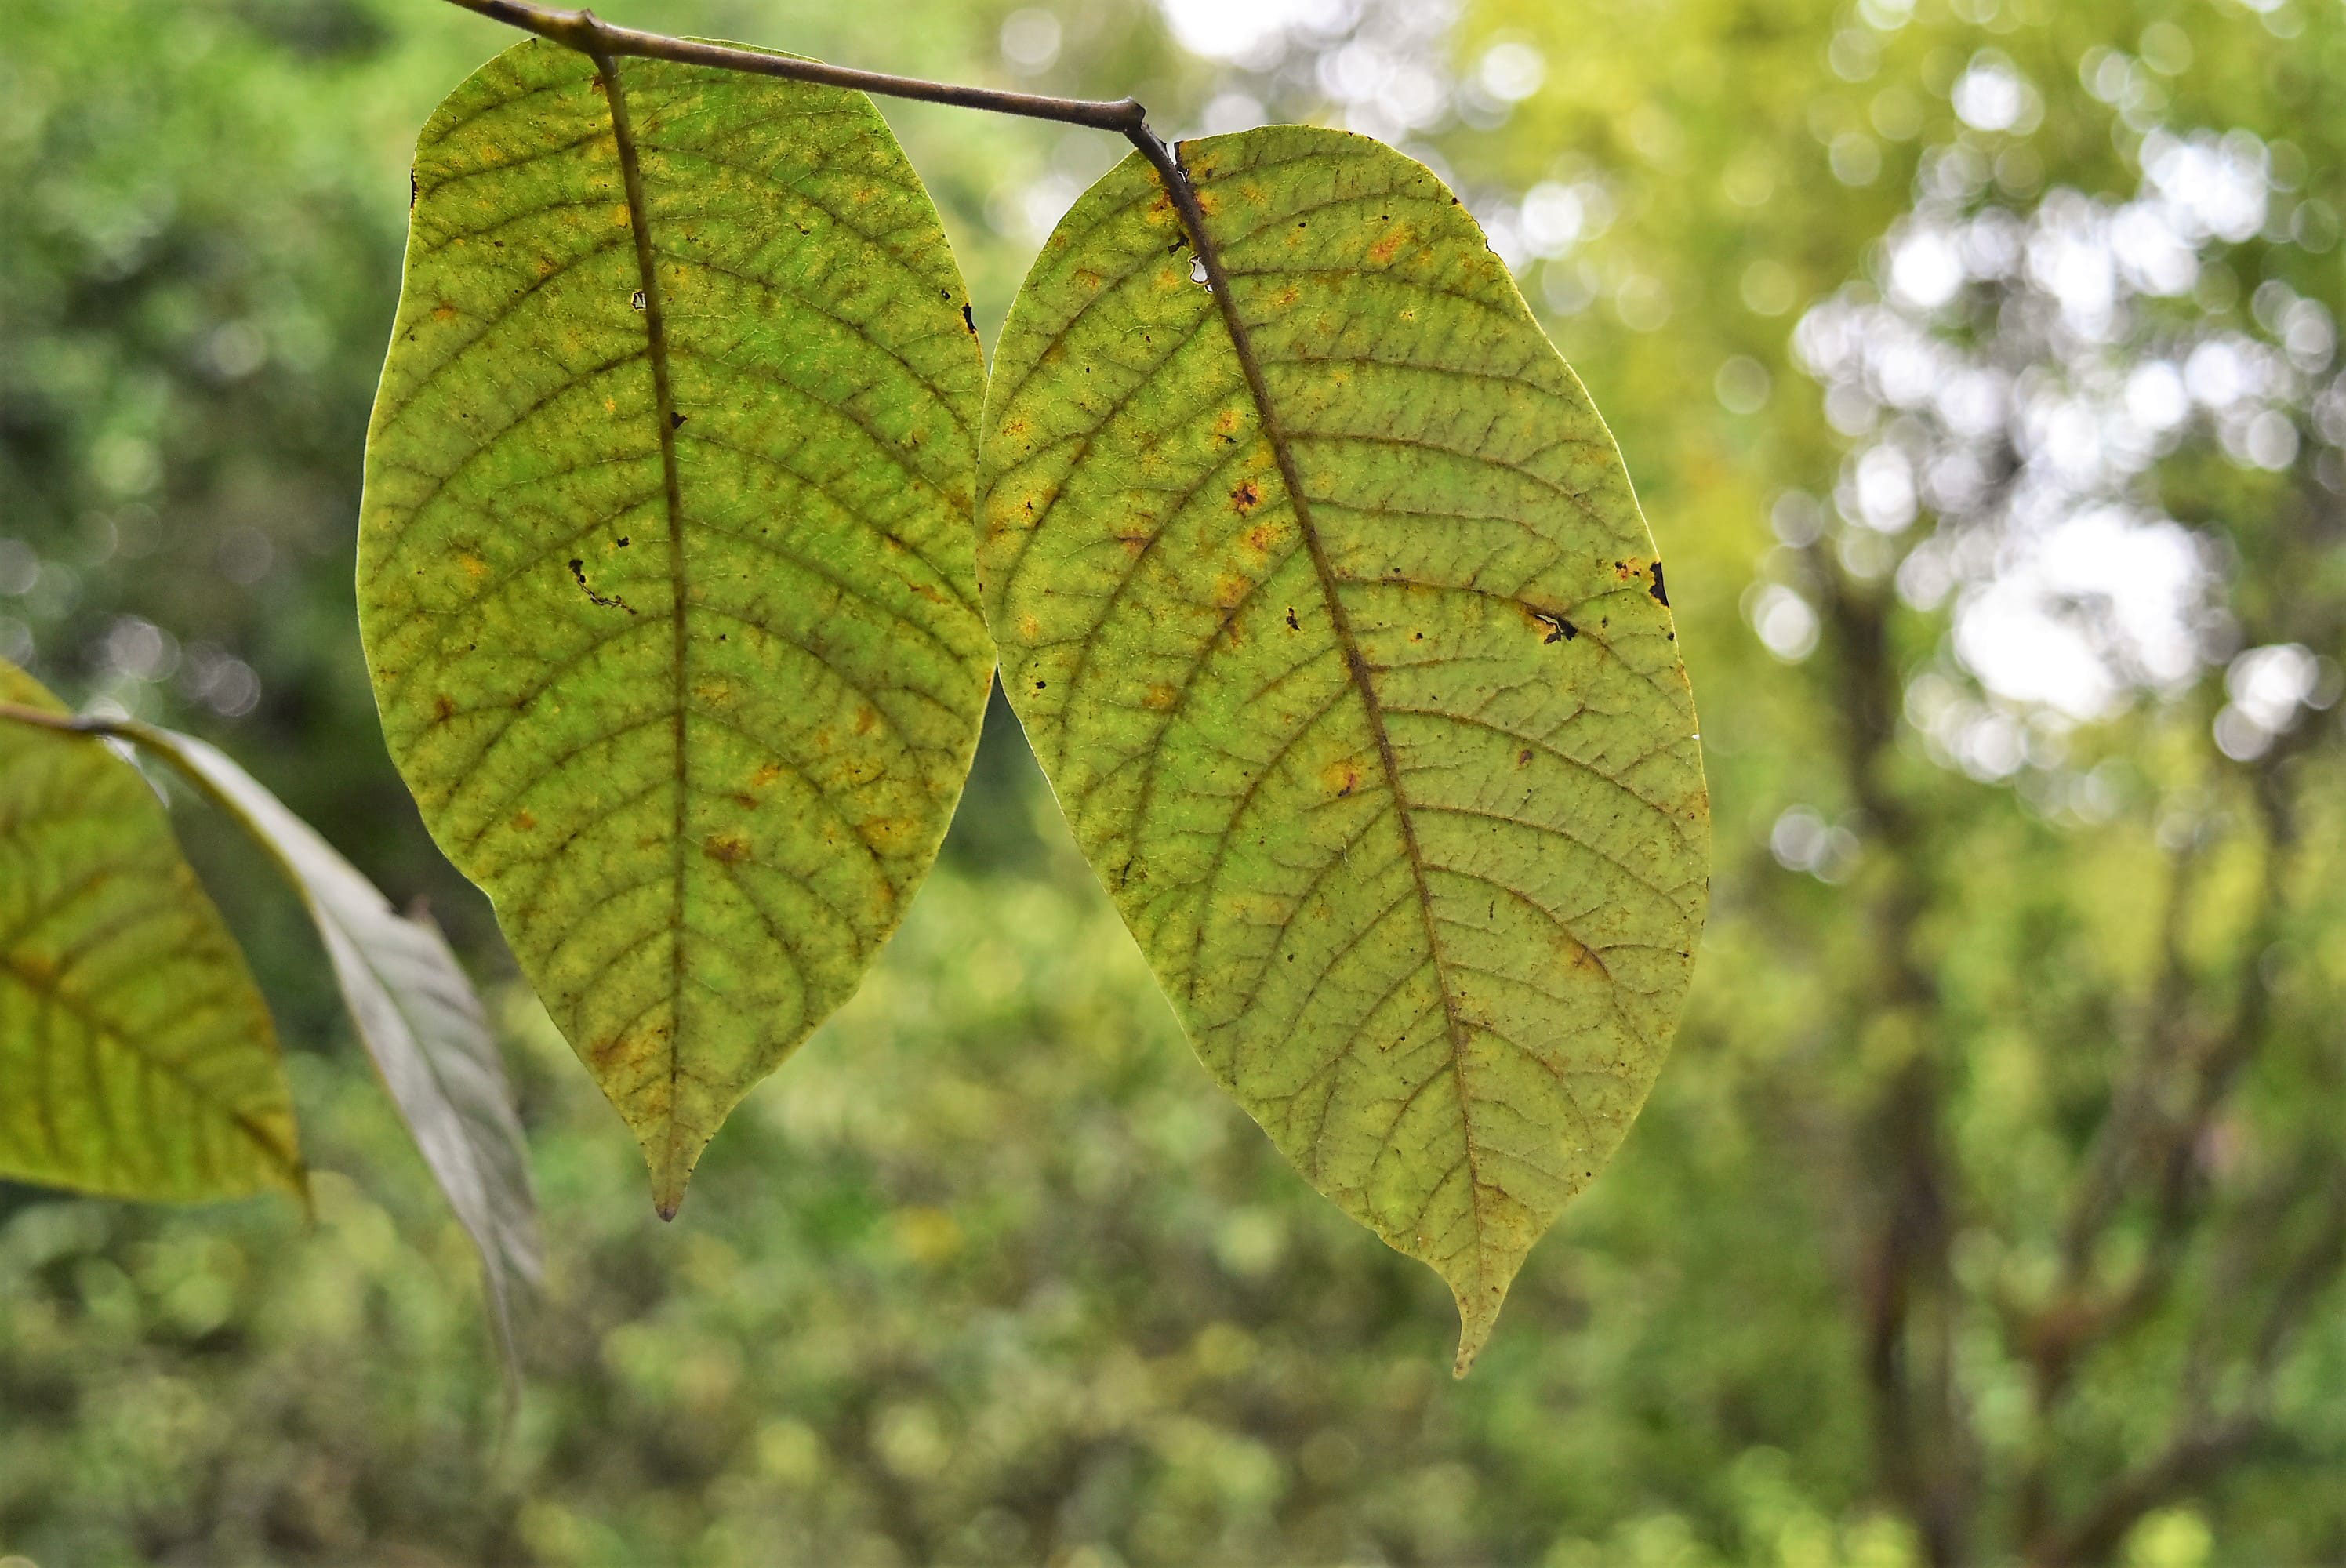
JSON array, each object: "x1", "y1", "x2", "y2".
[
  {"x1": 979, "y1": 129, "x2": 1710, "y2": 1370},
  {"x1": 360, "y1": 40, "x2": 992, "y2": 1207},
  {"x1": 0, "y1": 665, "x2": 301, "y2": 1202}
]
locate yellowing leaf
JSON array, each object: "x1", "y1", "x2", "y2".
[
  {"x1": 360, "y1": 40, "x2": 992, "y2": 1213},
  {"x1": 0, "y1": 663, "x2": 301, "y2": 1201},
  {"x1": 979, "y1": 128, "x2": 1710, "y2": 1371}
]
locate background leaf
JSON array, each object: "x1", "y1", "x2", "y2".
[
  {"x1": 0, "y1": 662, "x2": 301, "y2": 1201},
  {"x1": 131, "y1": 723, "x2": 543, "y2": 1373},
  {"x1": 980, "y1": 127, "x2": 1709, "y2": 1370},
  {"x1": 359, "y1": 39, "x2": 993, "y2": 1211}
]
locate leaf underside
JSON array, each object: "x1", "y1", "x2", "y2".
[
  {"x1": 979, "y1": 127, "x2": 1710, "y2": 1371},
  {"x1": 0, "y1": 662, "x2": 302, "y2": 1202},
  {"x1": 156, "y1": 728, "x2": 541, "y2": 1366},
  {"x1": 361, "y1": 40, "x2": 991, "y2": 1213}
]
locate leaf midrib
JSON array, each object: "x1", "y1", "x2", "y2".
[
  {"x1": 594, "y1": 53, "x2": 695, "y2": 1209},
  {"x1": 1163, "y1": 143, "x2": 1494, "y2": 1287}
]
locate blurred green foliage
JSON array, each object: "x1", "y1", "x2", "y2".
[{"x1": 4, "y1": 0, "x2": 2345, "y2": 1563}]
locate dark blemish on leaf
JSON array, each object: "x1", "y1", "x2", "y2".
[
  {"x1": 630, "y1": 289, "x2": 647, "y2": 311},
  {"x1": 1529, "y1": 608, "x2": 1578, "y2": 644},
  {"x1": 568, "y1": 558, "x2": 636, "y2": 614},
  {"x1": 1286, "y1": 608, "x2": 1300, "y2": 631},
  {"x1": 1232, "y1": 481, "x2": 1261, "y2": 513},
  {"x1": 433, "y1": 694, "x2": 455, "y2": 722},
  {"x1": 1516, "y1": 749, "x2": 1533, "y2": 765},
  {"x1": 1649, "y1": 560, "x2": 1669, "y2": 606},
  {"x1": 940, "y1": 289, "x2": 950, "y2": 300},
  {"x1": 703, "y1": 834, "x2": 750, "y2": 865},
  {"x1": 669, "y1": 411, "x2": 685, "y2": 430},
  {"x1": 409, "y1": 169, "x2": 418, "y2": 209},
  {"x1": 616, "y1": 537, "x2": 630, "y2": 546},
  {"x1": 1033, "y1": 680, "x2": 1047, "y2": 691},
  {"x1": 962, "y1": 303, "x2": 975, "y2": 333}
]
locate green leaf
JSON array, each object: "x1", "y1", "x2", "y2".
[
  {"x1": 133, "y1": 724, "x2": 541, "y2": 1372},
  {"x1": 360, "y1": 39, "x2": 992, "y2": 1213},
  {"x1": 0, "y1": 664, "x2": 302, "y2": 1202},
  {"x1": 979, "y1": 128, "x2": 1710, "y2": 1371}
]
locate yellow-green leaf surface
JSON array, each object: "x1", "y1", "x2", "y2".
[
  {"x1": 0, "y1": 664, "x2": 301, "y2": 1200},
  {"x1": 979, "y1": 128, "x2": 1709, "y2": 1370},
  {"x1": 360, "y1": 39, "x2": 990, "y2": 1214}
]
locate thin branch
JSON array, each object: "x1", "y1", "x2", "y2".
[{"x1": 434, "y1": 0, "x2": 1149, "y2": 133}]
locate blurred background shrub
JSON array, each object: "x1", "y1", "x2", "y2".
[{"x1": 2, "y1": 0, "x2": 2344, "y2": 1563}]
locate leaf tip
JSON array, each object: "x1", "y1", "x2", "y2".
[
  {"x1": 1444, "y1": 1253, "x2": 1525, "y2": 1377},
  {"x1": 643, "y1": 1120, "x2": 710, "y2": 1223},
  {"x1": 1450, "y1": 1290, "x2": 1500, "y2": 1378},
  {"x1": 648, "y1": 1160, "x2": 692, "y2": 1223}
]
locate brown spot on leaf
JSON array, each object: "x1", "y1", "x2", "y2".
[
  {"x1": 1143, "y1": 683, "x2": 1178, "y2": 710},
  {"x1": 1321, "y1": 759, "x2": 1364, "y2": 798},
  {"x1": 433, "y1": 694, "x2": 456, "y2": 722},
  {"x1": 1232, "y1": 481, "x2": 1262, "y2": 514},
  {"x1": 511, "y1": 810, "x2": 536, "y2": 831},
  {"x1": 703, "y1": 834, "x2": 750, "y2": 865},
  {"x1": 750, "y1": 761, "x2": 784, "y2": 789}
]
